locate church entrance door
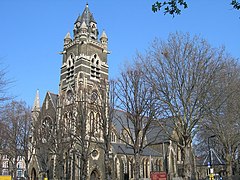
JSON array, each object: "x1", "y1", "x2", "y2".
[{"x1": 90, "y1": 169, "x2": 100, "y2": 180}]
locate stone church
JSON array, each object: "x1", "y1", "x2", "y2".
[{"x1": 28, "y1": 4, "x2": 171, "y2": 180}]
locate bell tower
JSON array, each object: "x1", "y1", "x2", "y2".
[{"x1": 59, "y1": 3, "x2": 109, "y2": 101}]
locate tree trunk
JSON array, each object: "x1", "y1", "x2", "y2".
[
  {"x1": 72, "y1": 153, "x2": 75, "y2": 180},
  {"x1": 104, "y1": 129, "x2": 113, "y2": 180},
  {"x1": 80, "y1": 154, "x2": 88, "y2": 180},
  {"x1": 133, "y1": 152, "x2": 141, "y2": 180},
  {"x1": 14, "y1": 157, "x2": 18, "y2": 180},
  {"x1": 182, "y1": 146, "x2": 192, "y2": 180},
  {"x1": 104, "y1": 154, "x2": 112, "y2": 180},
  {"x1": 25, "y1": 160, "x2": 29, "y2": 180},
  {"x1": 56, "y1": 158, "x2": 64, "y2": 180},
  {"x1": 190, "y1": 146, "x2": 197, "y2": 180},
  {"x1": 226, "y1": 153, "x2": 233, "y2": 178}
]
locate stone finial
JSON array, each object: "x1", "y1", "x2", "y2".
[
  {"x1": 64, "y1": 32, "x2": 71, "y2": 39},
  {"x1": 64, "y1": 32, "x2": 72, "y2": 45},
  {"x1": 100, "y1": 30, "x2": 108, "y2": 39}
]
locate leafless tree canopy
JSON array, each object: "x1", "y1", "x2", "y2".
[
  {"x1": 114, "y1": 62, "x2": 159, "y2": 179},
  {"x1": 53, "y1": 79, "x2": 114, "y2": 180},
  {"x1": 139, "y1": 32, "x2": 233, "y2": 179},
  {"x1": 195, "y1": 59, "x2": 240, "y2": 177},
  {"x1": 0, "y1": 100, "x2": 31, "y2": 179},
  {"x1": 0, "y1": 62, "x2": 12, "y2": 107}
]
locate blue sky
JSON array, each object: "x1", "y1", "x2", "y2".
[{"x1": 0, "y1": 0, "x2": 239, "y2": 106}]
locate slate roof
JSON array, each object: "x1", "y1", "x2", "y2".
[
  {"x1": 112, "y1": 110, "x2": 134, "y2": 134},
  {"x1": 112, "y1": 143, "x2": 161, "y2": 157},
  {"x1": 112, "y1": 109, "x2": 174, "y2": 144},
  {"x1": 146, "y1": 118, "x2": 174, "y2": 144}
]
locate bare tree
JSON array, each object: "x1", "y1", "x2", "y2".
[
  {"x1": 64, "y1": 79, "x2": 115, "y2": 180},
  {"x1": 91, "y1": 79, "x2": 115, "y2": 180},
  {"x1": 20, "y1": 103, "x2": 32, "y2": 180},
  {"x1": 0, "y1": 66, "x2": 9, "y2": 103},
  {"x1": 54, "y1": 102, "x2": 74, "y2": 180},
  {"x1": 142, "y1": 32, "x2": 226, "y2": 179},
  {"x1": 0, "y1": 64, "x2": 11, "y2": 106},
  {"x1": 36, "y1": 80, "x2": 113, "y2": 180},
  {"x1": 31, "y1": 104, "x2": 58, "y2": 179},
  {"x1": 56, "y1": 84, "x2": 100, "y2": 180},
  {"x1": 196, "y1": 59, "x2": 240, "y2": 177},
  {"x1": 74, "y1": 87, "x2": 93, "y2": 180},
  {"x1": 0, "y1": 100, "x2": 31, "y2": 179},
  {"x1": 0, "y1": 62, "x2": 14, "y2": 176},
  {"x1": 0, "y1": 111, "x2": 9, "y2": 175},
  {"x1": 115, "y1": 62, "x2": 159, "y2": 180}
]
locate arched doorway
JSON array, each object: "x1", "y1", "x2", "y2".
[
  {"x1": 90, "y1": 169, "x2": 100, "y2": 180},
  {"x1": 31, "y1": 168, "x2": 37, "y2": 180}
]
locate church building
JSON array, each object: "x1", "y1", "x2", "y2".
[{"x1": 29, "y1": 4, "x2": 165, "y2": 180}]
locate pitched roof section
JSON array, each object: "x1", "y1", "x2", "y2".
[
  {"x1": 112, "y1": 109, "x2": 174, "y2": 144},
  {"x1": 48, "y1": 92, "x2": 58, "y2": 109},
  {"x1": 75, "y1": 15, "x2": 81, "y2": 24},
  {"x1": 112, "y1": 110, "x2": 131, "y2": 133},
  {"x1": 201, "y1": 148, "x2": 225, "y2": 166},
  {"x1": 146, "y1": 119, "x2": 175, "y2": 144},
  {"x1": 112, "y1": 143, "x2": 162, "y2": 157}
]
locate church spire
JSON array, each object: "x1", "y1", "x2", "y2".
[
  {"x1": 32, "y1": 89, "x2": 40, "y2": 112},
  {"x1": 80, "y1": 3, "x2": 95, "y2": 26},
  {"x1": 73, "y1": 3, "x2": 98, "y2": 40}
]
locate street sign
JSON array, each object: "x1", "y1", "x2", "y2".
[{"x1": 150, "y1": 171, "x2": 167, "y2": 180}]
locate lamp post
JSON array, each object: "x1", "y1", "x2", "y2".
[{"x1": 208, "y1": 135, "x2": 216, "y2": 180}]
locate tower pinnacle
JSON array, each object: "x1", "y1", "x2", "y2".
[{"x1": 32, "y1": 89, "x2": 40, "y2": 112}]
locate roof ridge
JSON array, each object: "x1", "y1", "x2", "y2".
[{"x1": 47, "y1": 91, "x2": 58, "y2": 109}]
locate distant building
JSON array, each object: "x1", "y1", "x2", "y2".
[
  {"x1": 196, "y1": 148, "x2": 226, "y2": 179},
  {"x1": 0, "y1": 153, "x2": 26, "y2": 179}
]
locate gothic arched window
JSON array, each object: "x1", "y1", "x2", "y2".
[
  {"x1": 90, "y1": 54, "x2": 101, "y2": 80},
  {"x1": 142, "y1": 159, "x2": 145, "y2": 178},
  {"x1": 90, "y1": 112, "x2": 95, "y2": 133},
  {"x1": 155, "y1": 159, "x2": 160, "y2": 171},
  {"x1": 66, "y1": 53, "x2": 75, "y2": 81},
  {"x1": 42, "y1": 117, "x2": 53, "y2": 142},
  {"x1": 145, "y1": 159, "x2": 149, "y2": 178},
  {"x1": 95, "y1": 113, "x2": 100, "y2": 135}
]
